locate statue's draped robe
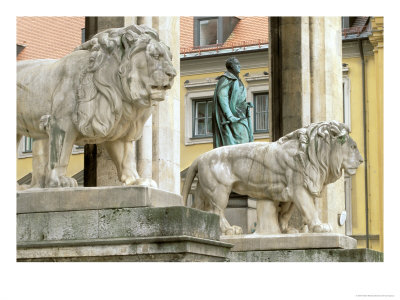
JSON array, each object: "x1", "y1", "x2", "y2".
[{"x1": 212, "y1": 71, "x2": 254, "y2": 148}]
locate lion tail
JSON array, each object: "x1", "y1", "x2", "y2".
[{"x1": 181, "y1": 158, "x2": 199, "y2": 206}]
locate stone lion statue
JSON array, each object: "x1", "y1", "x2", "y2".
[
  {"x1": 17, "y1": 24, "x2": 176, "y2": 189},
  {"x1": 182, "y1": 121, "x2": 363, "y2": 235}
]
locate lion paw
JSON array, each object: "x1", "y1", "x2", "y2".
[
  {"x1": 135, "y1": 178, "x2": 158, "y2": 188},
  {"x1": 224, "y1": 225, "x2": 243, "y2": 236},
  {"x1": 283, "y1": 227, "x2": 299, "y2": 234},
  {"x1": 311, "y1": 223, "x2": 332, "y2": 233},
  {"x1": 121, "y1": 176, "x2": 157, "y2": 188},
  {"x1": 121, "y1": 175, "x2": 137, "y2": 186},
  {"x1": 48, "y1": 176, "x2": 78, "y2": 188}
]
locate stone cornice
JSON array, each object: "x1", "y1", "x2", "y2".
[
  {"x1": 183, "y1": 78, "x2": 218, "y2": 90},
  {"x1": 369, "y1": 17, "x2": 384, "y2": 50}
]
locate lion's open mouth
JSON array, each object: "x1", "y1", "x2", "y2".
[{"x1": 150, "y1": 87, "x2": 167, "y2": 101}]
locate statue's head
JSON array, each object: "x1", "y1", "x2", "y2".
[
  {"x1": 226, "y1": 57, "x2": 240, "y2": 74},
  {"x1": 73, "y1": 24, "x2": 177, "y2": 138}
]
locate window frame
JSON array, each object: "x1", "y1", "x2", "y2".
[
  {"x1": 22, "y1": 136, "x2": 33, "y2": 153},
  {"x1": 343, "y1": 71, "x2": 351, "y2": 131},
  {"x1": 192, "y1": 97, "x2": 213, "y2": 139},
  {"x1": 184, "y1": 78, "x2": 217, "y2": 145},
  {"x1": 253, "y1": 92, "x2": 269, "y2": 134},
  {"x1": 193, "y1": 17, "x2": 239, "y2": 48},
  {"x1": 194, "y1": 17, "x2": 220, "y2": 47},
  {"x1": 17, "y1": 136, "x2": 85, "y2": 158},
  {"x1": 244, "y1": 73, "x2": 271, "y2": 140}
]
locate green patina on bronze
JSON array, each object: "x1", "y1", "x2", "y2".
[{"x1": 212, "y1": 57, "x2": 254, "y2": 148}]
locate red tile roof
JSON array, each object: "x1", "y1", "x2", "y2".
[
  {"x1": 17, "y1": 17, "x2": 85, "y2": 60},
  {"x1": 180, "y1": 16, "x2": 269, "y2": 54}
]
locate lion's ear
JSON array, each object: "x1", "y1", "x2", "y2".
[
  {"x1": 328, "y1": 121, "x2": 342, "y2": 137},
  {"x1": 122, "y1": 31, "x2": 139, "y2": 50}
]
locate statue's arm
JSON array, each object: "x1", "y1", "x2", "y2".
[{"x1": 217, "y1": 78, "x2": 240, "y2": 122}]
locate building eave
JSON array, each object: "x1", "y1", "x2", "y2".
[{"x1": 180, "y1": 44, "x2": 269, "y2": 60}]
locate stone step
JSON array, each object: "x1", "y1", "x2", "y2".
[{"x1": 17, "y1": 186, "x2": 182, "y2": 214}]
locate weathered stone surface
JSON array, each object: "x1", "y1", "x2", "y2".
[
  {"x1": 17, "y1": 24, "x2": 176, "y2": 189},
  {"x1": 17, "y1": 236, "x2": 233, "y2": 262},
  {"x1": 228, "y1": 248, "x2": 383, "y2": 262},
  {"x1": 225, "y1": 196, "x2": 257, "y2": 234},
  {"x1": 221, "y1": 233, "x2": 357, "y2": 251},
  {"x1": 182, "y1": 121, "x2": 363, "y2": 235},
  {"x1": 17, "y1": 206, "x2": 221, "y2": 243},
  {"x1": 17, "y1": 186, "x2": 182, "y2": 214}
]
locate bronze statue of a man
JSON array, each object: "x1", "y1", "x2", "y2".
[{"x1": 212, "y1": 57, "x2": 254, "y2": 148}]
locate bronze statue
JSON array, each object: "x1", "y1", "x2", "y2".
[{"x1": 212, "y1": 57, "x2": 253, "y2": 148}]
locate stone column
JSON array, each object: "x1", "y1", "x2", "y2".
[
  {"x1": 280, "y1": 17, "x2": 311, "y2": 133},
  {"x1": 93, "y1": 17, "x2": 138, "y2": 187},
  {"x1": 84, "y1": 17, "x2": 128, "y2": 187},
  {"x1": 310, "y1": 17, "x2": 344, "y2": 233},
  {"x1": 269, "y1": 17, "x2": 345, "y2": 233},
  {"x1": 368, "y1": 17, "x2": 384, "y2": 251},
  {"x1": 151, "y1": 17, "x2": 181, "y2": 194},
  {"x1": 136, "y1": 16, "x2": 154, "y2": 180}
]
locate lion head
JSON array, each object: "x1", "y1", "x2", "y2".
[
  {"x1": 72, "y1": 24, "x2": 176, "y2": 138},
  {"x1": 279, "y1": 121, "x2": 363, "y2": 197}
]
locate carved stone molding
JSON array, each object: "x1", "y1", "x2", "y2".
[{"x1": 369, "y1": 17, "x2": 384, "y2": 51}]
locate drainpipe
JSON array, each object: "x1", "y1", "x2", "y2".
[{"x1": 359, "y1": 39, "x2": 369, "y2": 248}]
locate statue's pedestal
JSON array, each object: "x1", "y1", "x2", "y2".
[
  {"x1": 221, "y1": 234, "x2": 383, "y2": 262},
  {"x1": 17, "y1": 187, "x2": 232, "y2": 262},
  {"x1": 225, "y1": 194, "x2": 257, "y2": 234}
]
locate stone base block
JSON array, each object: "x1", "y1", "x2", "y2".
[
  {"x1": 228, "y1": 248, "x2": 384, "y2": 262},
  {"x1": 221, "y1": 233, "x2": 357, "y2": 251},
  {"x1": 17, "y1": 187, "x2": 232, "y2": 262},
  {"x1": 225, "y1": 196, "x2": 257, "y2": 234},
  {"x1": 17, "y1": 186, "x2": 182, "y2": 214},
  {"x1": 17, "y1": 236, "x2": 232, "y2": 262},
  {"x1": 18, "y1": 206, "x2": 223, "y2": 242}
]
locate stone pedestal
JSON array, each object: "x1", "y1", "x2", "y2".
[
  {"x1": 17, "y1": 187, "x2": 232, "y2": 262},
  {"x1": 221, "y1": 233, "x2": 357, "y2": 251},
  {"x1": 221, "y1": 233, "x2": 382, "y2": 262},
  {"x1": 227, "y1": 248, "x2": 383, "y2": 262},
  {"x1": 225, "y1": 194, "x2": 257, "y2": 234}
]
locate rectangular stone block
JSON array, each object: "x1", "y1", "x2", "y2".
[
  {"x1": 17, "y1": 236, "x2": 233, "y2": 262},
  {"x1": 17, "y1": 207, "x2": 221, "y2": 243},
  {"x1": 17, "y1": 186, "x2": 182, "y2": 214},
  {"x1": 228, "y1": 248, "x2": 383, "y2": 262},
  {"x1": 221, "y1": 233, "x2": 357, "y2": 251}
]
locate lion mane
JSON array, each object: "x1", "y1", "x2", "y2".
[
  {"x1": 278, "y1": 120, "x2": 349, "y2": 197},
  {"x1": 72, "y1": 24, "x2": 165, "y2": 138}
]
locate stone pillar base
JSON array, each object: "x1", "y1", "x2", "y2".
[
  {"x1": 18, "y1": 236, "x2": 232, "y2": 262},
  {"x1": 227, "y1": 248, "x2": 383, "y2": 262},
  {"x1": 221, "y1": 233, "x2": 382, "y2": 262},
  {"x1": 225, "y1": 194, "x2": 257, "y2": 234},
  {"x1": 17, "y1": 187, "x2": 232, "y2": 262},
  {"x1": 221, "y1": 233, "x2": 357, "y2": 251}
]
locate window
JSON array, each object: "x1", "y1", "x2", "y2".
[
  {"x1": 343, "y1": 76, "x2": 351, "y2": 131},
  {"x1": 193, "y1": 98, "x2": 213, "y2": 138},
  {"x1": 199, "y1": 18, "x2": 218, "y2": 46},
  {"x1": 23, "y1": 136, "x2": 32, "y2": 153},
  {"x1": 253, "y1": 93, "x2": 269, "y2": 133},
  {"x1": 194, "y1": 17, "x2": 239, "y2": 47},
  {"x1": 81, "y1": 28, "x2": 86, "y2": 44}
]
